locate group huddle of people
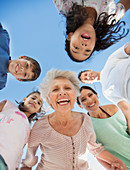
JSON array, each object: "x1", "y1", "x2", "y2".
[{"x1": 0, "y1": 0, "x2": 130, "y2": 170}]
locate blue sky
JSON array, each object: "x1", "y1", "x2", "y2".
[{"x1": 0, "y1": 0, "x2": 130, "y2": 169}]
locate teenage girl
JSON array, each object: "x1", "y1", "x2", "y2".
[{"x1": 53, "y1": 0, "x2": 130, "y2": 62}]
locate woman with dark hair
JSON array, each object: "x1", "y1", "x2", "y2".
[
  {"x1": 77, "y1": 86, "x2": 130, "y2": 169},
  {"x1": 0, "y1": 91, "x2": 44, "y2": 170},
  {"x1": 53, "y1": 0, "x2": 129, "y2": 62}
]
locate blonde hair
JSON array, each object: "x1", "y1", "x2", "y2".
[{"x1": 40, "y1": 69, "x2": 80, "y2": 100}]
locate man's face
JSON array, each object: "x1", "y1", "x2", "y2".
[
  {"x1": 8, "y1": 57, "x2": 34, "y2": 80},
  {"x1": 80, "y1": 70, "x2": 98, "y2": 84}
]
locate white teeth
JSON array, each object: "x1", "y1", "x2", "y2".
[
  {"x1": 58, "y1": 99, "x2": 69, "y2": 102},
  {"x1": 59, "y1": 102, "x2": 69, "y2": 105},
  {"x1": 89, "y1": 103, "x2": 95, "y2": 107},
  {"x1": 57, "y1": 99, "x2": 70, "y2": 105}
]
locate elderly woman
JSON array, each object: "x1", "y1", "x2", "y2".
[
  {"x1": 21, "y1": 69, "x2": 126, "y2": 170},
  {"x1": 77, "y1": 86, "x2": 130, "y2": 170}
]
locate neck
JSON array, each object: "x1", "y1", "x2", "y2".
[
  {"x1": 89, "y1": 107, "x2": 102, "y2": 118},
  {"x1": 7, "y1": 60, "x2": 11, "y2": 72},
  {"x1": 24, "y1": 111, "x2": 31, "y2": 118},
  {"x1": 83, "y1": 7, "x2": 97, "y2": 26},
  {"x1": 50, "y1": 110, "x2": 73, "y2": 128}
]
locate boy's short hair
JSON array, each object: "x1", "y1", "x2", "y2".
[
  {"x1": 78, "y1": 70, "x2": 89, "y2": 81},
  {"x1": 20, "y1": 56, "x2": 41, "y2": 81}
]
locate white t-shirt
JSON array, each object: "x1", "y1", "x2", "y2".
[
  {"x1": 53, "y1": 0, "x2": 125, "y2": 23},
  {"x1": 100, "y1": 43, "x2": 130, "y2": 104},
  {"x1": 0, "y1": 100, "x2": 30, "y2": 170}
]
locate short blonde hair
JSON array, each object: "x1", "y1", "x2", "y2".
[{"x1": 40, "y1": 69, "x2": 80, "y2": 100}]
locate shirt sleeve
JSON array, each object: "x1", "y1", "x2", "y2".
[
  {"x1": 114, "y1": 2, "x2": 125, "y2": 22},
  {"x1": 85, "y1": 115, "x2": 105, "y2": 157},
  {"x1": 22, "y1": 122, "x2": 41, "y2": 167},
  {"x1": 53, "y1": 0, "x2": 73, "y2": 16},
  {"x1": 109, "y1": 43, "x2": 130, "y2": 60}
]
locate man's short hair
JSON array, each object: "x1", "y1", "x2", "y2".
[{"x1": 20, "y1": 56, "x2": 41, "y2": 81}]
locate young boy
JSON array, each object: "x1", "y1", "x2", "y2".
[{"x1": 0, "y1": 23, "x2": 41, "y2": 90}]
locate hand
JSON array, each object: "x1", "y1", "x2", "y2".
[{"x1": 111, "y1": 160, "x2": 127, "y2": 170}]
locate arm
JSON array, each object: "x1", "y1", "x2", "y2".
[
  {"x1": 87, "y1": 115, "x2": 127, "y2": 169},
  {"x1": 118, "y1": 0, "x2": 130, "y2": 12},
  {"x1": 21, "y1": 122, "x2": 41, "y2": 168},
  {"x1": 0, "y1": 100, "x2": 7, "y2": 112},
  {"x1": 108, "y1": 43, "x2": 130, "y2": 60},
  {"x1": 96, "y1": 158, "x2": 112, "y2": 169},
  {"x1": 117, "y1": 100, "x2": 130, "y2": 134},
  {"x1": 97, "y1": 150, "x2": 127, "y2": 170}
]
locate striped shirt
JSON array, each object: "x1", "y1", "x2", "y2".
[{"x1": 23, "y1": 113, "x2": 105, "y2": 170}]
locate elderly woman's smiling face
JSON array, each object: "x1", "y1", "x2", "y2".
[{"x1": 47, "y1": 77, "x2": 77, "y2": 112}]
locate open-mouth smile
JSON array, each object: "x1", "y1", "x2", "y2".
[{"x1": 57, "y1": 99, "x2": 70, "y2": 105}]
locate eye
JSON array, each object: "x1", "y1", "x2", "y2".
[
  {"x1": 24, "y1": 73, "x2": 27, "y2": 77},
  {"x1": 85, "y1": 50, "x2": 91, "y2": 52},
  {"x1": 74, "y1": 46, "x2": 79, "y2": 50},
  {"x1": 26, "y1": 63, "x2": 28, "y2": 68},
  {"x1": 38, "y1": 101, "x2": 41, "y2": 105},
  {"x1": 65, "y1": 87, "x2": 71, "y2": 90},
  {"x1": 52, "y1": 88, "x2": 58, "y2": 92},
  {"x1": 88, "y1": 94, "x2": 93, "y2": 97},
  {"x1": 81, "y1": 98, "x2": 86, "y2": 102},
  {"x1": 32, "y1": 97, "x2": 35, "y2": 100}
]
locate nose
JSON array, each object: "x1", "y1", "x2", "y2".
[
  {"x1": 87, "y1": 97, "x2": 92, "y2": 104},
  {"x1": 81, "y1": 43, "x2": 87, "y2": 47},
  {"x1": 20, "y1": 66, "x2": 24, "y2": 72},
  {"x1": 59, "y1": 89, "x2": 66, "y2": 96}
]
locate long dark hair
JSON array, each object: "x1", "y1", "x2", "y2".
[
  {"x1": 77, "y1": 86, "x2": 97, "y2": 105},
  {"x1": 18, "y1": 91, "x2": 45, "y2": 123},
  {"x1": 65, "y1": 3, "x2": 129, "y2": 62}
]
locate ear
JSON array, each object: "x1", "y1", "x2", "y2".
[
  {"x1": 23, "y1": 97, "x2": 27, "y2": 102},
  {"x1": 78, "y1": 104, "x2": 83, "y2": 109},
  {"x1": 19, "y1": 56, "x2": 26, "y2": 59},
  {"x1": 16, "y1": 78, "x2": 22, "y2": 81},
  {"x1": 67, "y1": 32, "x2": 73, "y2": 40}
]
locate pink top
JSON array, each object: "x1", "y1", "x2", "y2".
[
  {"x1": 0, "y1": 100, "x2": 30, "y2": 170},
  {"x1": 23, "y1": 113, "x2": 105, "y2": 170}
]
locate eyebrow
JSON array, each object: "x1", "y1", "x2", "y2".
[
  {"x1": 72, "y1": 49, "x2": 90, "y2": 57},
  {"x1": 83, "y1": 53, "x2": 90, "y2": 56}
]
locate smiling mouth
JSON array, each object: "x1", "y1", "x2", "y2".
[
  {"x1": 57, "y1": 99, "x2": 70, "y2": 105},
  {"x1": 81, "y1": 33, "x2": 90, "y2": 40},
  {"x1": 15, "y1": 64, "x2": 19, "y2": 73},
  {"x1": 88, "y1": 102, "x2": 95, "y2": 108}
]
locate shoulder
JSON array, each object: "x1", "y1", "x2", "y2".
[
  {"x1": 31, "y1": 115, "x2": 48, "y2": 131},
  {"x1": 101, "y1": 104, "x2": 118, "y2": 116}
]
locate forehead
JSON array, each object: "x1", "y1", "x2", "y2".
[
  {"x1": 50, "y1": 77, "x2": 73, "y2": 87},
  {"x1": 80, "y1": 89, "x2": 92, "y2": 96},
  {"x1": 28, "y1": 93, "x2": 42, "y2": 100}
]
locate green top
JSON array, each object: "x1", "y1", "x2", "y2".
[{"x1": 90, "y1": 110, "x2": 130, "y2": 169}]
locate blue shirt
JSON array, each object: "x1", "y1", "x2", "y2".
[{"x1": 0, "y1": 23, "x2": 11, "y2": 90}]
